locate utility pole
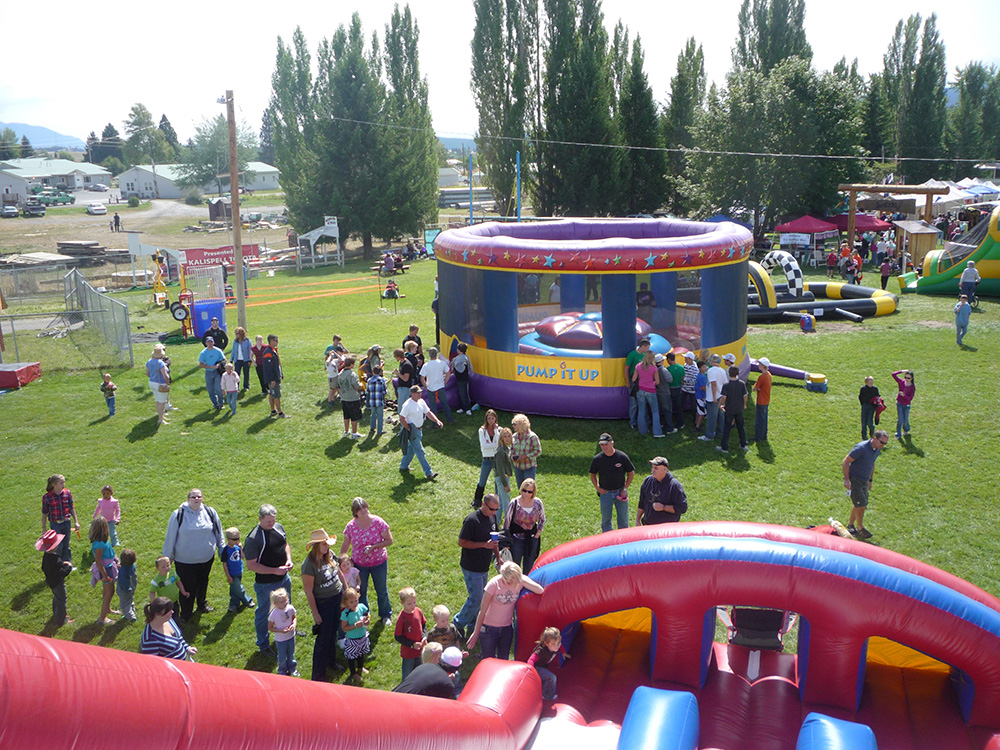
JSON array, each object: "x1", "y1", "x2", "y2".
[{"x1": 225, "y1": 90, "x2": 247, "y2": 329}]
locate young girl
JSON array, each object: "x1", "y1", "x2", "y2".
[
  {"x1": 221, "y1": 362, "x2": 240, "y2": 416},
  {"x1": 88, "y1": 517, "x2": 119, "y2": 625},
  {"x1": 117, "y1": 548, "x2": 138, "y2": 622},
  {"x1": 340, "y1": 588, "x2": 371, "y2": 681},
  {"x1": 252, "y1": 335, "x2": 268, "y2": 395},
  {"x1": 631, "y1": 351, "x2": 664, "y2": 437},
  {"x1": 493, "y1": 427, "x2": 514, "y2": 521},
  {"x1": 100, "y1": 373, "x2": 117, "y2": 416},
  {"x1": 337, "y1": 553, "x2": 361, "y2": 591},
  {"x1": 892, "y1": 369, "x2": 915, "y2": 438},
  {"x1": 93, "y1": 485, "x2": 121, "y2": 547},
  {"x1": 527, "y1": 627, "x2": 570, "y2": 700},
  {"x1": 268, "y1": 588, "x2": 298, "y2": 677}
]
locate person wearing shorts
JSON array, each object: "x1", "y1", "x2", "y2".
[
  {"x1": 842, "y1": 430, "x2": 887, "y2": 540},
  {"x1": 146, "y1": 344, "x2": 171, "y2": 425},
  {"x1": 262, "y1": 334, "x2": 286, "y2": 418}
]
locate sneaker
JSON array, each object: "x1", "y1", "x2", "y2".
[
  {"x1": 716, "y1": 446, "x2": 728, "y2": 454},
  {"x1": 197, "y1": 605, "x2": 215, "y2": 613},
  {"x1": 859, "y1": 528, "x2": 874, "y2": 539},
  {"x1": 351, "y1": 432, "x2": 363, "y2": 439},
  {"x1": 668, "y1": 428, "x2": 678, "y2": 434},
  {"x1": 381, "y1": 616, "x2": 393, "y2": 627},
  {"x1": 456, "y1": 409, "x2": 465, "y2": 415},
  {"x1": 344, "y1": 430, "x2": 352, "y2": 438},
  {"x1": 277, "y1": 412, "x2": 287, "y2": 418},
  {"x1": 741, "y1": 445, "x2": 750, "y2": 452},
  {"x1": 698, "y1": 435, "x2": 712, "y2": 441},
  {"x1": 291, "y1": 670, "x2": 301, "y2": 677},
  {"x1": 271, "y1": 410, "x2": 278, "y2": 417},
  {"x1": 427, "y1": 472, "x2": 439, "y2": 480},
  {"x1": 846, "y1": 524, "x2": 859, "y2": 536},
  {"x1": 228, "y1": 606, "x2": 239, "y2": 613},
  {"x1": 337, "y1": 638, "x2": 347, "y2": 650},
  {"x1": 653, "y1": 434, "x2": 665, "y2": 438}
]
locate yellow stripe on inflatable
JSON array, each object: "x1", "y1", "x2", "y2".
[
  {"x1": 823, "y1": 282, "x2": 845, "y2": 300},
  {"x1": 873, "y1": 294, "x2": 897, "y2": 316},
  {"x1": 748, "y1": 261, "x2": 778, "y2": 308}
]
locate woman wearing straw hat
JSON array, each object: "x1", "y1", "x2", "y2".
[{"x1": 301, "y1": 528, "x2": 343, "y2": 682}]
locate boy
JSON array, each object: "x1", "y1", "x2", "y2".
[
  {"x1": 395, "y1": 587, "x2": 427, "y2": 679},
  {"x1": 100, "y1": 373, "x2": 117, "y2": 416},
  {"x1": 451, "y1": 342, "x2": 475, "y2": 414},
  {"x1": 150, "y1": 555, "x2": 188, "y2": 614},
  {"x1": 717, "y1": 366, "x2": 749, "y2": 454},
  {"x1": 752, "y1": 357, "x2": 772, "y2": 442},
  {"x1": 366, "y1": 365, "x2": 388, "y2": 437},
  {"x1": 426, "y1": 604, "x2": 464, "y2": 650},
  {"x1": 117, "y1": 548, "x2": 138, "y2": 622},
  {"x1": 37, "y1": 530, "x2": 73, "y2": 626},
  {"x1": 694, "y1": 361, "x2": 708, "y2": 431},
  {"x1": 221, "y1": 527, "x2": 255, "y2": 612},
  {"x1": 221, "y1": 362, "x2": 240, "y2": 416}
]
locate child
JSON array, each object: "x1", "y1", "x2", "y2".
[
  {"x1": 335, "y1": 554, "x2": 361, "y2": 648},
  {"x1": 426, "y1": 604, "x2": 463, "y2": 650},
  {"x1": 221, "y1": 362, "x2": 240, "y2": 416},
  {"x1": 366, "y1": 365, "x2": 388, "y2": 436},
  {"x1": 527, "y1": 627, "x2": 570, "y2": 700},
  {"x1": 93, "y1": 485, "x2": 121, "y2": 547},
  {"x1": 494, "y1": 427, "x2": 514, "y2": 522},
  {"x1": 268, "y1": 588, "x2": 298, "y2": 676},
  {"x1": 100, "y1": 373, "x2": 117, "y2": 416},
  {"x1": 395, "y1": 587, "x2": 427, "y2": 679},
  {"x1": 117, "y1": 548, "x2": 138, "y2": 621},
  {"x1": 341, "y1": 588, "x2": 371, "y2": 681},
  {"x1": 452, "y1": 342, "x2": 475, "y2": 414},
  {"x1": 149, "y1": 555, "x2": 187, "y2": 614},
  {"x1": 694, "y1": 361, "x2": 709, "y2": 431},
  {"x1": 325, "y1": 349, "x2": 343, "y2": 406},
  {"x1": 221, "y1": 527, "x2": 255, "y2": 612},
  {"x1": 37, "y1": 530, "x2": 74, "y2": 626}
]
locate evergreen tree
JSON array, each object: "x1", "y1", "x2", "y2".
[
  {"x1": 0, "y1": 127, "x2": 20, "y2": 160},
  {"x1": 85, "y1": 132, "x2": 99, "y2": 163},
  {"x1": 617, "y1": 37, "x2": 666, "y2": 214},
  {"x1": 663, "y1": 37, "x2": 705, "y2": 215},
  {"x1": 123, "y1": 103, "x2": 173, "y2": 168},
  {"x1": 982, "y1": 70, "x2": 1000, "y2": 164},
  {"x1": 258, "y1": 104, "x2": 276, "y2": 165},
  {"x1": 733, "y1": 0, "x2": 811, "y2": 75},
  {"x1": 536, "y1": 0, "x2": 576, "y2": 217},
  {"x1": 20, "y1": 135, "x2": 34, "y2": 158},
  {"x1": 93, "y1": 123, "x2": 124, "y2": 165},
  {"x1": 176, "y1": 114, "x2": 257, "y2": 194},
  {"x1": 899, "y1": 15, "x2": 946, "y2": 182},
  {"x1": 946, "y1": 62, "x2": 994, "y2": 177},
  {"x1": 158, "y1": 114, "x2": 180, "y2": 157},
  {"x1": 861, "y1": 74, "x2": 892, "y2": 162},
  {"x1": 608, "y1": 22, "x2": 630, "y2": 119},
  {"x1": 881, "y1": 14, "x2": 920, "y2": 159}
]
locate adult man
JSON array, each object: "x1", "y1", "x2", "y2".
[
  {"x1": 636, "y1": 282, "x2": 656, "y2": 322},
  {"x1": 625, "y1": 338, "x2": 650, "y2": 430},
  {"x1": 548, "y1": 277, "x2": 561, "y2": 304},
  {"x1": 653, "y1": 353, "x2": 675, "y2": 433},
  {"x1": 201, "y1": 316, "x2": 229, "y2": 351},
  {"x1": 197, "y1": 336, "x2": 226, "y2": 411},
  {"x1": 399, "y1": 385, "x2": 443, "y2": 479},
  {"x1": 717, "y1": 365, "x2": 749, "y2": 454},
  {"x1": 588, "y1": 433, "x2": 635, "y2": 532},
  {"x1": 261, "y1": 334, "x2": 286, "y2": 418},
  {"x1": 700, "y1": 354, "x2": 727, "y2": 441},
  {"x1": 959, "y1": 260, "x2": 980, "y2": 302},
  {"x1": 393, "y1": 347, "x2": 415, "y2": 407},
  {"x1": 842, "y1": 429, "x2": 888, "y2": 540},
  {"x1": 955, "y1": 294, "x2": 972, "y2": 347},
  {"x1": 666, "y1": 352, "x2": 686, "y2": 430},
  {"x1": 453, "y1": 493, "x2": 500, "y2": 637},
  {"x1": 392, "y1": 643, "x2": 460, "y2": 699},
  {"x1": 420, "y1": 347, "x2": 453, "y2": 424},
  {"x1": 244, "y1": 504, "x2": 294, "y2": 653},
  {"x1": 403, "y1": 324, "x2": 424, "y2": 367},
  {"x1": 752, "y1": 357, "x2": 772, "y2": 442},
  {"x1": 636, "y1": 457, "x2": 688, "y2": 525}
]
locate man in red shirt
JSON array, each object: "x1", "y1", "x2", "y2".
[{"x1": 752, "y1": 358, "x2": 772, "y2": 442}]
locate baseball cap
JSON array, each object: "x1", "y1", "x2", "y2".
[
  {"x1": 649, "y1": 456, "x2": 669, "y2": 467},
  {"x1": 758, "y1": 357, "x2": 771, "y2": 367},
  {"x1": 723, "y1": 353, "x2": 736, "y2": 363},
  {"x1": 598, "y1": 433, "x2": 613, "y2": 443},
  {"x1": 653, "y1": 353, "x2": 664, "y2": 364},
  {"x1": 683, "y1": 351, "x2": 696, "y2": 360},
  {"x1": 442, "y1": 646, "x2": 463, "y2": 668}
]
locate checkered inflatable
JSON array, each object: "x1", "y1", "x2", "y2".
[{"x1": 761, "y1": 250, "x2": 804, "y2": 298}]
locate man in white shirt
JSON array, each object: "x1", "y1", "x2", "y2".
[
  {"x1": 959, "y1": 260, "x2": 981, "y2": 301},
  {"x1": 700, "y1": 354, "x2": 729, "y2": 442},
  {"x1": 399, "y1": 385, "x2": 443, "y2": 479},
  {"x1": 549, "y1": 278, "x2": 561, "y2": 303},
  {"x1": 420, "y1": 347, "x2": 453, "y2": 424}
]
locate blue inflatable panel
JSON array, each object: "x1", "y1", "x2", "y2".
[
  {"x1": 795, "y1": 712, "x2": 877, "y2": 750},
  {"x1": 617, "y1": 687, "x2": 699, "y2": 750}
]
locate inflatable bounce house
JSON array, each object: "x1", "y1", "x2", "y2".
[
  {"x1": 3, "y1": 523, "x2": 1000, "y2": 750},
  {"x1": 433, "y1": 218, "x2": 754, "y2": 419},
  {"x1": 901, "y1": 204, "x2": 1000, "y2": 297}
]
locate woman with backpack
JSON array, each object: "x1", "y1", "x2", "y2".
[{"x1": 161, "y1": 489, "x2": 224, "y2": 622}]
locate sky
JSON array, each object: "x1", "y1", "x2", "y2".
[{"x1": 3, "y1": 0, "x2": 999, "y2": 149}]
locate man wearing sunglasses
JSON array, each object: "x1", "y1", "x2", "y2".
[
  {"x1": 453, "y1": 494, "x2": 501, "y2": 638},
  {"x1": 842, "y1": 429, "x2": 888, "y2": 539}
]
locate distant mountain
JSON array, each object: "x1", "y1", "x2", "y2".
[
  {"x1": 0, "y1": 122, "x2": 85, "y2": 150},
  {"x1": 438, "y1": 136, "x2": 477, "y2": 153}
]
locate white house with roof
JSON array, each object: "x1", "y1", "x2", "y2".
[
  {"x1": 0, "y1": 157, "x2": 111, "y2": 202},
  {"x1": 119, "y1": 162, "x2": 281, "y2": 199}
]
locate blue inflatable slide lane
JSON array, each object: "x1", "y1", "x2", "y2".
[{"x1": 616, "y1": 687, "x2": 699, "y2": 750}]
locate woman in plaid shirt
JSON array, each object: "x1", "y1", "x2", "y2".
[
  {"x1": 510, "y1": 414, "x2": 542, "y2": 489},
  {"x1": 42, "y1": 474, "x2": 79, "y2": 565}
]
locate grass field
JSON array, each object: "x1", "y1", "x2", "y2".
[{"x1": 1, "y1": 254, "x2": 997, "y2": 692}]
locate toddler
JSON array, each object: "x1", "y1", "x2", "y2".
[
  {"x1": 268, "y1": 588, "x2": 298, "y2": 676},
  {"x1": 426, "y1": 604, "x2": 464, "y2": 650},
  {"x1": 149, "y1": 555, "x2": 187, "y2": 614},
  {"x1": 93, "y1": 485, "x2": 121, "y2": 547},
  {"x1": 341, "y1": 588, "x2": 371, "y2": 681},
  {"x1": 38, "y1": 530, "x2": 74, "y2": 626},
  {"x1": 325, "y1": 349, "x2": 343, "y2": 405},
  {"x1": 117, "y1": 548, "x2": 138, "y2": 622},
  {"x1": 395, "y1": 587, "x2": 426, "y2": 679},
  {"x1": 694, "y1": 361, "x2": 708, "y2": 430},
  {"x1": 100, "y1": 373, "x2": 117, "y2": 416},
  {"x1": 221, "y1": 527, "x2": 255, "y2": 612},
  {"x1": 336, "y1": 554, "x2": 361, "y2": 648},
  {"x1": 527, "y1": 627, "x2": 570, "y2": 700},
  {"x1": 221, "y1": 362, "x2": 241, "y2": 416}
]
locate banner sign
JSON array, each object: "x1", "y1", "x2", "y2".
[
  {"x1": 180, "y1": 244, "x2": 260, "y2": 268},
  {"x1": 780, "y1": 233, "x2": 811, "y2": 247},
  {"x1": 515, "y1": 357, "x2": 605, "y2": 387}
]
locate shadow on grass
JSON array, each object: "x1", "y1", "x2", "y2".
[
  {"x1": 389, "y1": 471, "x2": 420, "y2": 503},
  {"x1": 369, "y1": 618, "x2": 388, "y2": 651},
  {"x1": 754, "y1": 441, "x2": 775, "y2": 464},
  {"x1": 324, "y1": 439, "x2": 355, "y2": 461},
  {"x1": 899, "y1": 435, "x2": 925, "y2": 457},
  {"x1": 11, "y1": 581, "x2": 47, "y2": 611},
  {"x1": 357, "y1": 432, "x2": 385, "y2": 452},
  {"x1": 247, "y1": 416, "x2": 278, "y2": 435},
  {"x1": 244, "y1": 649, "x2": 277, "y2": 672},
  {"x1": 184, "y1": 409, "x2": 218, "y2": 427},
  {"x1": 126, "y1": 416, "x2": 161, "y2": 442},
  {"x1": 98, "y1": 618, "x2": 131, "y2": 646},
  {"x1": 72, "y1": 621, "x2": 106, "y2": 643},
  {"x1": 39, "y1": 617, "x2": 73, "y2": 638},
  {"x1": 716, "y1": 449, "x2": 752, "y2": 472},
  {"x1": 959, "y1": 343, "x2": 978, "y2": 352},
  {"x1": 88, "y1": 414, "x2": 112, "y2": 426},
  {"x1": 201, "y1": 610, "x2": 238, "y2": 645}
]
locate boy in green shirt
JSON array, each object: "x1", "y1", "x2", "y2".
[{"x1": 150, "y1": 555, "x2": 188, "y2": 614}]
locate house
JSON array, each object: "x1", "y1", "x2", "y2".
[
  {"x1": 119, "y1": 161, "x2": 281, "y2": 199},
  {"x1": 0, "y1": 157, "x2": 111, "y2": 203}
]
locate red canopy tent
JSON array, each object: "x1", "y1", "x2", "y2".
[
  {"x1": 827, "y1": 214, "x2": 892, "y2": 232},
  {"x1": 774, "y1": 216, "x2": 838, "y2": 233}
]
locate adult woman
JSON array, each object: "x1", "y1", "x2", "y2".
[
  {"x1": 230, "y1": 326, "x2": 252, "y2": 393},
  {"x1": 466, "y1": 561, "x2": 544, "y2": 660},
  {"x1": 251, "y1": 334, "x2": 268, "y2": 394},
  {"x1": 301, "y1": 528, "x2": 344, "y2": 682},
  {"x1": 503, "y1": 478, "x2": 546, "y2": 573},
  {"x1": 89, "y1": 517, "x2": 119, "y2": 624},
  {"x1": 340, "y1": 498, "x2": 394, "y2": 625},
  {"x1": 161, "y1": 489, "x2": 224, "y2": 622},
  {"x1": 494, "y1": 428, "x2": 515, "y2": 522},
  {"x1": 511, "y1": 414, "x2": 542, "y2": 489},
  {"x1": 140, "y1": 596, "x2": 196, "y2": 661},
  {"x1": 145, "y1": 343, "x2": 171, "y2": 425},
  {"x1": 475, "y1": 410, "x2": 501, "y2": 509},
  {"x1": 631, "y1": 351, "x2": 664, "y2": 437},
  {"x1": 892, "y1": 369, "x2": 915, "y2": 438}
]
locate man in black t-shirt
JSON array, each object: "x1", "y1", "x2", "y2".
[
  {"x1": 718, "y1": 366, "x2": 749, "y2": 454},
  {"x1": 453, "y1": 494, "x2": 500, "y2": 637},
  {"x1": 244, "y1": 504, "x2": 293, "y2": 652},
  {"x1": 392, "y1": 645, "x2": 460, "y2": 699},
  {"x1": 393, "y1": 347, "x2": 416, "y2": 409},
  {"x1": 588, "y1": 433, "x2": 635, "y2": 533}
]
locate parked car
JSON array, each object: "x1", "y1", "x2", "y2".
[
  {"x1": 85, "y1": 202, "x2": 108, "y2": 215},
  {"x1": 22, "y1": 202, "x2": 46, "y2": 217},
  {"x1": 1, "y1": 205, "x2": 19, "y2": 218},
  {"x1": 37, "y1": 191, "x2": 76, "y2": 206},
  {"x1": 89, "y1": 183, "x2": 109, "y2": 192}
]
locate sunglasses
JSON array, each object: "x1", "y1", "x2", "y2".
[{"x1": 484, "y1": 504, "x2": 500, "y2": 511}]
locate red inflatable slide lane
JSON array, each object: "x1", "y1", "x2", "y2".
[{"x1": 0, "y1": 629, "x2": 542, "y2": 750}]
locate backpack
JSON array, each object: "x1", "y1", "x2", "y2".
[{"x1": 176, "y1": 504, "x2": 221, "y2": 539}]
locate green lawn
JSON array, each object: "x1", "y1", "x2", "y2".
[{"x1": 2, "y1": 256, "x2": 997, "y2": 692}]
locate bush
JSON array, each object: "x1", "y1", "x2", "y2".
[
  {"x1": 128, "y1": 196, "x2": 140, "y2": 208},
  {"x1": 183, "y1": 190, "x2": 204, "y2": 206}
]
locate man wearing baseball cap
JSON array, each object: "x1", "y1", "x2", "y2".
[
  {"x1": 752, "y1": 358, "x2": 772, "y2": 442},
  {"x1": 636, "y1": 457, "x2": 688, "y2": 526},
  {"x1": 392, "y1": 643, "x2": 461, "y2": 698},
  {"x1": 589, "y1": 433, "x2": 635, "y2": 532}
]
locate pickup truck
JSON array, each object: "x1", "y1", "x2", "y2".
[
  {"x1": 36, "y1": 191, "x2": 75, "y2": 206},
  {"x1": 21, "y1": 201, "x2": 46, "y2": 217}
]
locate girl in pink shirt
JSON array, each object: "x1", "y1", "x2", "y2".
[
  {"x1": 631, "y1": 351, "x2": 664, "y2": 437},
  {"x1": 93, "y1": 485, "x2": 121, "y2": 547}
]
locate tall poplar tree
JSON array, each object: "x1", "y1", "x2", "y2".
[
  {"x1": 616, "y1": 37, "x2": 666, "y2": 214},
  {"x1": 663, "y1": 37, "x2": 705, "y2": 215},
  {"x1": 732, "y1": 0, "x2": 811, "y2": 75},
  {"x1": 899, "y1": 14, "x2": 946, "y2": 182}
]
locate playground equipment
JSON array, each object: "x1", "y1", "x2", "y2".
[
  {"x1": 900, "y1": 204, "x2": 1000, "y2": 297},
  {"x1": 433, "y1": 218, "x2": 754, "y2": 419},
  {"x1": 4, "y1": 523, "x2": 1000, "y2": 749}
]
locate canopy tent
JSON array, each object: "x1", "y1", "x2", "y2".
[
  {"x1": 774, "y1": 216, "x2": 838, "y2": 234},
  {"x1": 705, "y1": 213, "x2": 753, "y2": 230},
  {"x1": 828, "y1": 214, "x2": 892, "y2": 233}
]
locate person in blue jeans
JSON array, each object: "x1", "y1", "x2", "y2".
[
  {"x1": 220, "y1": 527, "x2": 255, "y2": 612},
  {"x1": 453, "y1": 496, "x2": 499, "y2": 637},
  {"x1": 399, "y1": 386, "x2": 444, "y2": 479},
  {"x1": 243, "y1": 505, "x2": 293, "y2": 653},
  {"x1": 589, "y1": 434, "x2": 635, "y2": 532},
  {"x1": 198, "y1": 336, "x2": 226, "y2": 410}
]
